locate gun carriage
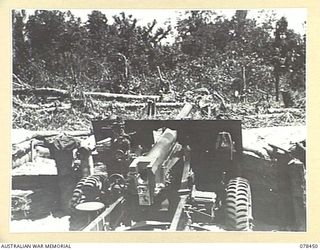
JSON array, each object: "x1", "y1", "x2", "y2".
[{"x1": 70, "y1": 103, "x2": 253, "y2": 231}]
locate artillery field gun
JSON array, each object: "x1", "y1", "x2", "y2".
[{"x1": 68, "y1": 103, "x2": 253, "y2": 231}]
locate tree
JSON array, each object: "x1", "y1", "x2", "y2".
[
  {"x1": 86, "y1": 11, "x2": 108, "y2": 55},
  {"x1": 273, "y1": 17, "x2": 288, "y2": 101},
  {"x1": 174, "y1": 10, "x2": 277, "y2": 101},
  {"x1": 26, "y1": 11, "x2": 66, "y2": 67},
  {"x1": 12, "y1": 10, "x2": 29, "y2": 79},
  {"x1": 272, "y1": 17, "x2": 305, "y2": 101},
  {"x1": 12, "y1": 9, "x2": 305, "y2": 101}
]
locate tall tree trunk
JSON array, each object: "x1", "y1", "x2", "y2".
[
  {"x1": 275, "y1": 70, "x2": 280, "y2": 101},
  {"x1": 242, "y1": 66, "x2": 246, "y2": 102}
]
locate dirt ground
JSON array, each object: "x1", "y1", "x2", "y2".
[{"x1": 242, "y1": 126, "x2": 306, "y2": 155}]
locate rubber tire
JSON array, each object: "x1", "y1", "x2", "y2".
[{"x1": 225, "y1": 177, "x2": 252, "y2": 231}]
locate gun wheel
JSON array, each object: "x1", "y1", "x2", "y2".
[{"x1": 225, "y1": 177, "x2": 253, "y2": 231}]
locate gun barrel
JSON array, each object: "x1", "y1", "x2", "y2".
[
  {"x1": 128, "y1": 103, "x2": 192, "y2": 206},
  {"x1": 147, "y1": 128, "x2": 177, "y2": 173},
  {"x1": 140, "y1": 103, "x2": 191, "y2": 173}
]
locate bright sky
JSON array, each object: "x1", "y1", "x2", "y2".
[
  {"x1": 67, "y1": 8, "x2": 306, "y2": 34},
  {"x1": 24, "y1": 8, "x2": 307, "y2": 41}
]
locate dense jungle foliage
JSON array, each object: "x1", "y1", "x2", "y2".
[{"x1": 12, "y1": 10, "x2": 305, "y2": 101}]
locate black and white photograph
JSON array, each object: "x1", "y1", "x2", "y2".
[{"x1": 11, "y1": 8, "x2": 306, "y2": 232}]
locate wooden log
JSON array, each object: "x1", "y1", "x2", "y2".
[
  {"x1": 176, "y1": 103, "x2": 193, "y2": 119},
  {"x1": 13, "y1": 87, "x2": 70, "y2": 97},
  {"x1": 37, "y1": 104, "x2": 71, "y2": 112},
  {"x1": 13, "y1": 101, "x2": 39, "y2": 109},
  {"x1": 12, "y1": 153, "x2": 32, "y2": 169},
  {"x1": 12, "y1": 130, "x2": 92, "y2": 145},
  {"x1": 84, "y1": 91, "x2": 160, "y2": 101},
  {"x1": 155, "y1": 102, "x2": 184, "y2": 108},
  {"x1": 12, "y1": 132, "x2": 93, "y2": 168},
  {"x1": 99, "y1": 102, "x2": 184, "y2": 109},
  {"x1": 244, "y1": 113, "x2": 288, "y2": 119},
  {"x1": 13, "y1": 101, "x2": 65, "y2": 110},
  {"x1": 12, "y1": 139, "x2": 34, "y2": 169},
  {"x1": 35, "y1": 102, "x2": 184, "y2": 112},
  {"x1": 35, "y1": 146, "x2": 51, "y2": 158},
  {"x1": 12, "y1": 141, "x2": 33, "y2": 158},
  {"x1": 12, "y1": 140, "x2": 50, "y2": 168},
  {"x1": 14, "y1": 100, "x2": 184, "y2": 111},
  {"x1": 13, "y1": 147, "x2": 53, "y2": 170},
  {"x1": 13, "y1": 87, "x2": 160, "y2": 102},
  {"x1": 267, "y1": 108, "x2": 302, "y2": 115}
]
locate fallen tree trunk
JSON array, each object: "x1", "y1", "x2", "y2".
[
  {"x1": 35, "y1": 146, "x2": 51, "y2": 158},
  {"x1": 12, "y1": 131, "x2": 90, "y2": 168},
  {"x1": 12, "y1": 140, "x2": 47, "y2": 158},
  {"x1": 13, "y1": 100, "x2": 63, "y2": 109},
  {"x1": 14, "y1": 87, "x2": 161, "y2": 102},
  {"x1": 13, "y1": 87, "x2": 70, "y2": 97},
  {"x1": 14, "y1": 102, "x2": 72, "y2": 112},
  {"x1": 12, "y1": 153, "x2": 32, "y2": 169},
  {"x1": 84, "y1": 91, "x2": 160, "y2": 101},
  {"x1": 37, "y1": 104, "x2": 71, "y2": 112},
  {"x1": 13, "y1": 130, "x2": 92, "y2": 145},
  {"x1": 155, "y1": 102, "x2": 184, "y2": 108},
  {"x1": 12, "y1": 141, "x2": 34, "y2": 158},
  {"x1": 244, "y1": 113, "x2": 291, "y2": 119},
  {"x1": 14, "y1": 100, "x2": 184, "y2": 111},
  {"x1": 97, "y1": 101, "x2": 184, "y2": 109},
  {"x1": 267, "y1": 108, "x2": 302, "y2": 115},
  {"x1": 12, "y1": 140, "x2": 49, "y2": 168}
]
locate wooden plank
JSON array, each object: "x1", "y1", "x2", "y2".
[
  {"x1": 82, "y1": 197, "x2": 124, "y2": 231},
  {"x1": 180, "y1": 146, "x2": 191, "y2": 190},
  {"x1": 169, "y1": 195, "x2": 188, "y2": 231}
]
